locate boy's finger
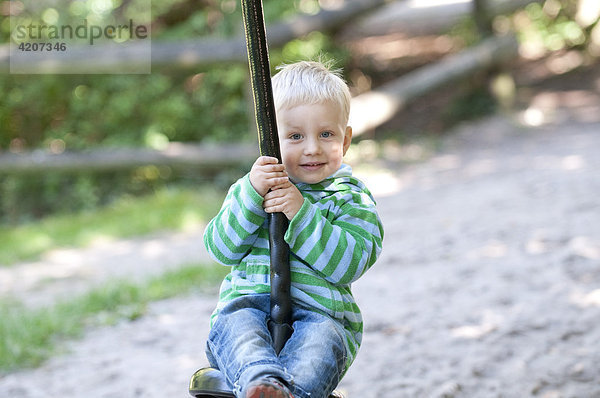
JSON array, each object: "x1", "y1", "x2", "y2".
[
  {"x1": 266, "y1": 177, "x2": 289, "y2": 188},
  {"x1": 263, "y1": 190, "x2": 278, "y2": 201},
  {"x1": 266, "y1": 164, "x2": 286, "y2": 173},
  {"x1": 269, "y1": 180, "x2": 291, "y2": 190},
  {"x1": 263, "y1": 173, "x2": 287, "y2": 182},
  {"x1": 256, "y1": 156, "x2": 280, "y2": 165},
  {"x1": 265, "y1": 183, "x2": 290, "y2": 197},
  {"x1": 263, "y1": 197, "x2": 283, "y2": 209}
]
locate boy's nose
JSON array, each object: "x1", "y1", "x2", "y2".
[{"x1": 304, "y1": 137, "x2": 321, "y2": 155}]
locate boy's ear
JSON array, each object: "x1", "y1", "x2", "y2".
[{"x1": 342, "y1": 126, "x2": 353, "y2": 155}]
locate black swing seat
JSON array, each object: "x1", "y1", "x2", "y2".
[
  {"x1": 189, "y1": 367, "x2": 234, "y2": 398},
  {"x1": 189, "y1": 367, "x2": 345, "y2": 398}
]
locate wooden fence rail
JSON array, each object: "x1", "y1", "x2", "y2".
[{"x1": 0, "y1": 143, "x2": 257, "y2": 174}]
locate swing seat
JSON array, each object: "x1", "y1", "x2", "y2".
[
  {"x1": 189, "y1": 367, "x2": 234, "y2": 398},
  {"x1": 189, "y1": 367, "x2": 345, "y2": 398}
]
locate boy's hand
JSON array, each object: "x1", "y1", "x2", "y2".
[
  {"x1": 250, "y1": 156, "x2": 289, "y2": 197},
  {"x1": 263, "y1": 180, "x2": 304, "y2": 220}
]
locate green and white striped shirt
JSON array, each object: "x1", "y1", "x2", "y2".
[{"x1": 204, "y1": 164, "x2": 384, "y2": 369}]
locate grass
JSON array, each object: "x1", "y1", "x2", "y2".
[
  {"x1": 0, "y1": 187, "x2": 224, "y2": 265},
  {"x1": 0, "y1": 263, "x2": 228, "y2": 373}
]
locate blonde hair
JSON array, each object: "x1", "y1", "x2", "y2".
[{"x1": 272, "y1": 60, "x2": 351, "y2": 125}]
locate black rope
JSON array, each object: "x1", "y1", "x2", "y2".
[{"x1": 241, "y1": 0, "x2": 293, "y2": 355}]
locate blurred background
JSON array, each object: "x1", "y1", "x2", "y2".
[
  {"x1": 0, "y1": 0, "x2": 599, "y2": 381},
  {"x1": 1, "y1": 0, "x2": 598, "y2": 224}
]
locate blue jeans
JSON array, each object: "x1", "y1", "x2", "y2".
[{"x1": 205, "y1": 294, "x2": 347, "y2": 398}]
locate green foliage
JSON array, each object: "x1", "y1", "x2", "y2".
[
  {"x1": 519, "y1": 1, "x2": 588, "y2": 51},
  {"x1": 448, "y1": 15, "x2": 482, "y2": 47},
  {"x1": 273, "y1": 31, "x2": 351, "y2": 70},
  {"x1": 0, "y1": 263, "x2": 228, "y2": 372},
  {"x1": 0, "y1": 70, "x2": 251, "y2": 151},
  {"x1": 0, "y1": 168, "x2": 204, "y2": 224}
]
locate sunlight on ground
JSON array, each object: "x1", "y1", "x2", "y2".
[
  {"x1": 346, "y1": 138, "x2": 438, "y2": 197},
  {"x1": 0, "y1": 226, "x2": 209, "y2": 305},
  {"x1": 528, "y1": 234, "x2": 599, "y2": 258},
  {"x1": 141, "y1": 240, "x2": 173, "y2": 258},
  {"x1": 158, "y1": 313, "x2": 177, "y2": 325},
  {"x1": 350, "y1": 152, "x2": 457, "y2": 197},
  {"x1": 531, "y1": 154, "x2": 589, "y2": 172},
  {"x1": 451, "y1": 310, "x2": 502, "y2": 339},
  {"x1": 353, "y1": 169, "x2": 405, "y2": 197},
  {"x1": 467, "y1": 240, "x2": 509, "y2": 259},
  {"x1": 569, "y1": 236, "x2": 600, "y2": 260},
  {"x1": 0, "y1": 257, "x2": 88, "y2": 294},
  {"x1": 567, "y1": 236, "x2": 600, "y2": 308},
  {"x1": 431, "y1": 154, "x2": 461, "y2": 170},
  {"x1": 463, "y1": 158, "x2": 497, "y2": 178},
  {"x1": 526, "y1": 232, "x2": 557, "y2": 255},
  {"x1": 519, "y1": 88, "x2": 600, "y2": 126},
  {"x1": 571, "y1": 289, "x2": 600, "y2": 308},
  {"x1": 561, "y1": 155, "x2": 585, "y2": 171}
]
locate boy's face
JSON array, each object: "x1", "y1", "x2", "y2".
[{"x1": 277, "y1": 100, "x2": 352, "y2": 184}]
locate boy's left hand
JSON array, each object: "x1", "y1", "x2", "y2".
[{"x1": 263, "y1": 180, "x2": 304, "y2": 220}]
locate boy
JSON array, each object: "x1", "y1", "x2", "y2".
[{"x1": 203, "y1": 60, "x2": 384, "y2": 398}]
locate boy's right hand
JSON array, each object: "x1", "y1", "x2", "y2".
[{"x1": 249, "y1": 156, "x2": 289, "y2": 197}]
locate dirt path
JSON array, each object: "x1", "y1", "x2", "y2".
[
  {"x1": 1, "y1": 77, "x2": 599, "y2": 397},
  {"x1": 0, "y1": 226, "x2": 212, "y2": 308},
  {"x1": 342, "y1": 115, "x2": 600, "y2": 397}
]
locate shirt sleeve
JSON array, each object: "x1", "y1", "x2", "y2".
[
  {"x1": 203, "y1": 174, "x2": 268, "y2": 266},
  {"x1": 284, "y1": 194, "x2": 384, "y2": 286}
]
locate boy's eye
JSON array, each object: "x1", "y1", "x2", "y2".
[
  {"x1": 321, "y1": 131, "x2": 332, "y2": 138},
  {"x1": 290, "y1": 133, "x2": 302, "y2": 140}
]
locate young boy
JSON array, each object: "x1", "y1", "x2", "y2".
[{"x1": 203, "y1": 60, "x2": 384, "y2": 398}]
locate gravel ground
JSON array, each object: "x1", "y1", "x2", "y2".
[{"x1": 1, "y1": 77, "x2": 599, "y2": 397}]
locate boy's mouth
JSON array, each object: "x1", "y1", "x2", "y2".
[{"x1": 300, "y1": 162, "x2": 325, "y2": 170}]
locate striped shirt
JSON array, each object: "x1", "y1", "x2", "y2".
[{"x1": 204, "y1": 164, "x2": 384, "y2": 370}]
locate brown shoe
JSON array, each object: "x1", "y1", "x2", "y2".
[{"x1": 245, "y1": 377, "x2": 294, "y2": 398}]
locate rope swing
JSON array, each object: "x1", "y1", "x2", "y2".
[{"x1": 241, "y1": 0, "x2": 294, "y2": 355}]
